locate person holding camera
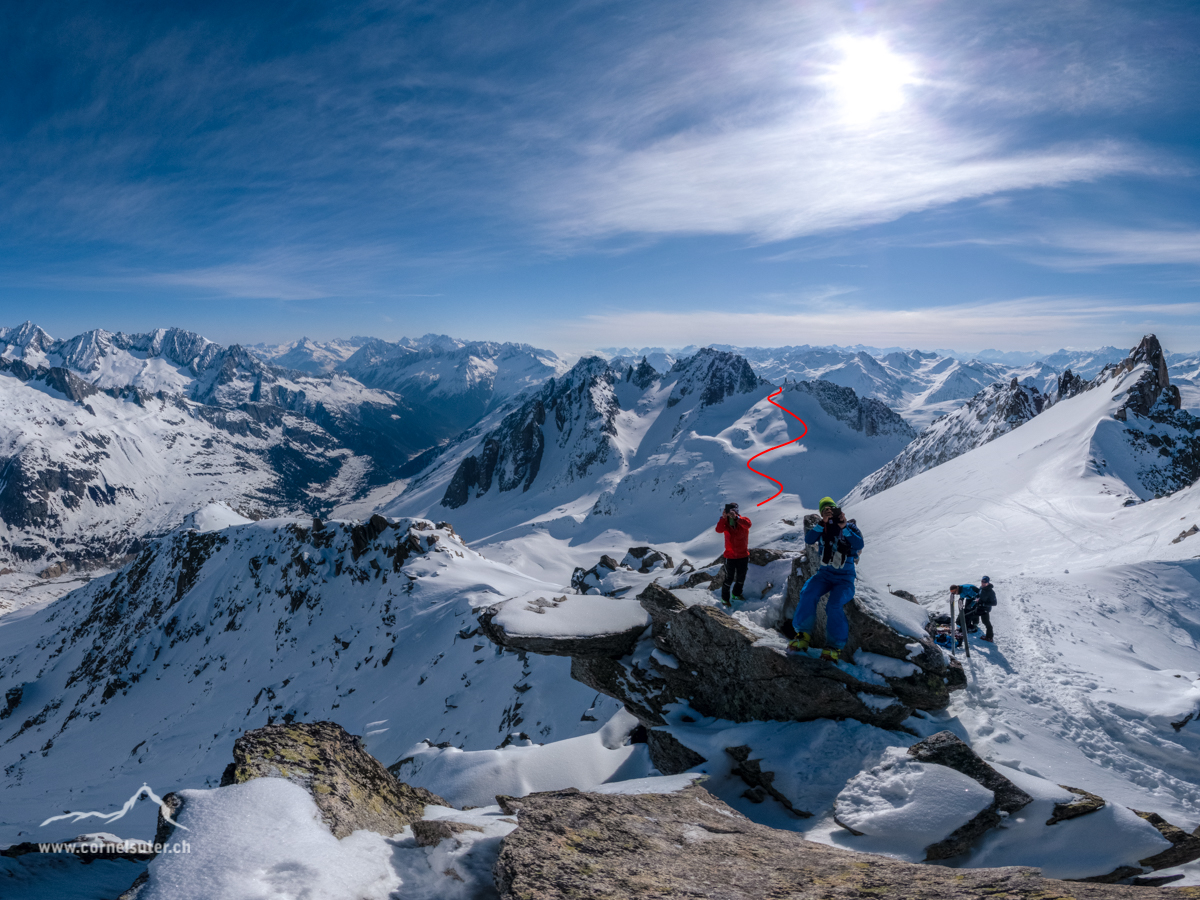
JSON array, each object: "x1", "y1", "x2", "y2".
[
  {"x1": 715, "y1": 502, "x2": 751, "y2": 606},
  {"x1": 788, "y1": 496, "x2": 865, "y2": 662}
]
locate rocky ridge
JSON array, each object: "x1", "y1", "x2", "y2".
[
  {"x1": 847, "y1": 377, "x2": 1044, "y2": 502},
  {"x1": 480, "y1": 573, "x2": 966, "y2": 772}
]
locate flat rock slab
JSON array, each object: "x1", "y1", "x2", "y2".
[{"x1": 493, "y1": 785, "x2": 1200, "y2": 900}]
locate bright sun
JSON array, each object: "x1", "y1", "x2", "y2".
[{"x1": 827, "y1": 36, "x2": 916, "y2": 122}]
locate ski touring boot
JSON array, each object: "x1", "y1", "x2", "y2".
[
  {"x1": 787, "y1": 632, "x2": 812, "y2": 652},
  {"x1": 731, "y1": 594, "x2": 744, "y2": 604},
  {"x1": 819, "y1": 648, "x2": 841, "y2": 663}
]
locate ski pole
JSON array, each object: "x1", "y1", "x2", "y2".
[{"x1": 948, "y1": 593, "x2": 957, "y2": 657}]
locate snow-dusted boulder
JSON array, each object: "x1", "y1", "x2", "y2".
[{"x1": 217, "y1": 721, "x2": 444, "y2": 839}]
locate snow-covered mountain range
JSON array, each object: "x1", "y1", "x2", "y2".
[
  {"x1": 848, "y1": 335, "x2": 1200, "y2": 504},
  {"x1": 383, "y1": 348, "x2": 915, "y2": 544},
  {"x1": 604, "y1": 342, "x2": 1131, "y2": 429},
  {"x1": 4, "y1": 324, "x2": 1200, "y2": 896}
]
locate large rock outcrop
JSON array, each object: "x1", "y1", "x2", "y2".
[
  {"x1": 218, "y1": 720, "x2": 444, "y2": 838},
  {"x1": 493, "y1": 784, "x2": 1193, "y2": 900},
  {"x1": 480, "y1": 580, "x2": 964, "y2": 773}
]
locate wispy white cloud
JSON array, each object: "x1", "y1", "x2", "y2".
[
  {"x1": 535, "y1": 295, "x2": 1200, "y2": 355},
  {"x1": 530, "y1": 1, "x2": 1162, "y2": 245}
]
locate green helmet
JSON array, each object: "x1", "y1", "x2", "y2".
[{"x1": 819, "y1": 496, "x2": 837, "y2": 511}]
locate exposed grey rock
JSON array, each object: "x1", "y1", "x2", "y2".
[
  {"x1": 906, "y1": 731, "x2": 1033, "y2": 861},
  {"x1": 1131, "y1": 810, "x2": 1200, "y2": 872},
  {"x1": 571, "y1": 583, "x2": 933, "y2": 733},
  {"x1": 412, "y1": 819, "x2": 484, "y2": 847},
  {"x1": 479, "y1": 599, "x2": 647, "y2": 660},
  {"x1": 492, "y1": 784, "x2": 1174, "y2": 900},
  {"x1": 570, "y1": 554, "x2": 625, "y2": 593},
  {"x1": 1171, "y1": 525, "x2": 1199, "y2": 544},
  {"x1": 1047, "y1": 786, "x2": 1106, "y2": 825},
  {"x1": 726, "y1": 745, "x2": 812, "y2": 817},
  {"x1": 1107, "y1": 335, "x2": 1174, "y2": 422},
  {"x1": 891, "y1": 588, "x2": 919, "y2": 603},
  {"x1": 621, "y1": 546, "x2": 674, "y2": 573},
  {"x1": 219, "y1": 720, "x2": 444, "y2": 838},
  {"x1": 645, "y1": 729, "x2": 707, "y2": 775}
]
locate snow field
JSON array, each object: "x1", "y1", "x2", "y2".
[{"x1": 394, "y1": 709, "x2": 656, "y2": 808}]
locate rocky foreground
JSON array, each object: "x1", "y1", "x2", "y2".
[
  {"x1": 495, "y1": 785, "x2": 1197, "y2": 900},
  {"x1": 91, "y1": 721, "x2": 1200, "y2": 899}
]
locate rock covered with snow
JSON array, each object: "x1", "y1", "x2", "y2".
[
  {"x1": 480, "y1": 580, "x2": 965, "y2": 769},
  {"x1": 0, "y1": 514, "x2": 619, "y2": 845},
  {"x1": 478, "y1": 593, "x2": 650, "y2": 659}
]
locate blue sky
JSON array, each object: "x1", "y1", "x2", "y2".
[{"x1": 1, "y1": 0, "x2": 1199, "y2": 354}]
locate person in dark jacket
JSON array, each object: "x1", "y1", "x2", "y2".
[
  {"x1": 788, "y1": 497, "x2": 864, "y2": 662},
  {"x1": 715, "y1": 502, "x2": 751, "y2": 606},
  {"x1": 951, "y1": 579, "x2": 996, "y2": 643},
  {"x1": 970, "y1": 576, "x2": 997, "y2": 642}
]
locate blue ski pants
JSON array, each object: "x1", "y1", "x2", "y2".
[{"x1": 791, "y1": 565, "x2": 857, "y2": 649}]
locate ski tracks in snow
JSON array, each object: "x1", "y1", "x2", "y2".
[{"x1": 951, "y1": 577, "x2": 1200, "y2": 823}]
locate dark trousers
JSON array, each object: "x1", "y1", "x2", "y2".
[
  {"x1": 722, "y1": 556, "x2": 749, "y2": 601},
  {"x1": 965, "y1": 607, "x2": 994, "y2": 640}
]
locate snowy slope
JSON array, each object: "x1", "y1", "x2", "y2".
[
  {"x1": 0, "y1": 516, "x2": 619, "y2": 847},
  {"x1": 846, "y1": 379, "x2": 1046, "y2": 503},
  {"x1": 380, "y1": 349, "x2": 915, "y2": 546}
]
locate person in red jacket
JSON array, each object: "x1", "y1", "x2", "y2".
[{"x1": 716, "y1": 502, "x2": 751, "y2": 606}]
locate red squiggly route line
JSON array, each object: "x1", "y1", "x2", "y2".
[{"x1": 747, "y1": 387, "x2": 807, "y2": 506}]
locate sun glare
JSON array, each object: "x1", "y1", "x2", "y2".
[{"x1": 828, "y1": 36, "x2": 916, "y2": 122}]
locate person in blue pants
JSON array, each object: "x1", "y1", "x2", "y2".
[{"x1": 788, "y1": 496, "x2": 865, "y2": 662}]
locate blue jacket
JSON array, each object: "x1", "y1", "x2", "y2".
[
  {"x1": 805, "y1": 520, "x2": 864, "y2": 572},
  {"x1": 958, "y1": 584, "x2": 980, "y2": 601}
]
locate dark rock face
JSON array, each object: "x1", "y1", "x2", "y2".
[
  {"x1": 1057, "y1": 368, "x2": 1086, "y2": 401},
  {"x1": 788, "y1": 379, "x2": 916, "y2": 439},
  {"x1": 621, "y1": 546, "x2": 674, "y2": 573},
  {"x1": 220, "y1": 721, "x2": 445, "y2": 838},
  {"x1": 442, "y1": 357, "x2": 618, "y2": 509},
  {"x1": 492, "y1": 784, "x2": 1176, "y2": 900},
  {"x1": 1047, "y1": 786, "x2": 1106, "y2": 825},
  {"x1": 906, "y1": 731, "x2": 1033, "y2": 861},
  {"x1": 567, "y1": 583, "x2": 961, "y2": 740},
  {"x1": 664, "y1": 348, "x2": 767, "y2": 408},
  {"x1": 1108, "y1": 335, "x2": 1174, "y2": 421},
  {"x1": 1130, "y1": 810, "x2": 1200, "y2": 872}
]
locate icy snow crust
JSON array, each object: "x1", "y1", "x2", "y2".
[
  {"x1": 489, "y1": 591, "x2": 650, "y2": 639},
  {"x1": 832, "y1": 747, "x2": 995, "y2": 859}
]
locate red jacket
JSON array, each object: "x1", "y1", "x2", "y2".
[{"x1": 716, "y1": 515, "x2": 752, "y2": 559}]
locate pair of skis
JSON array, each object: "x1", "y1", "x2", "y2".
[{"x1": 949, "y1": 593, "x2": 971, "y2": 659}]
